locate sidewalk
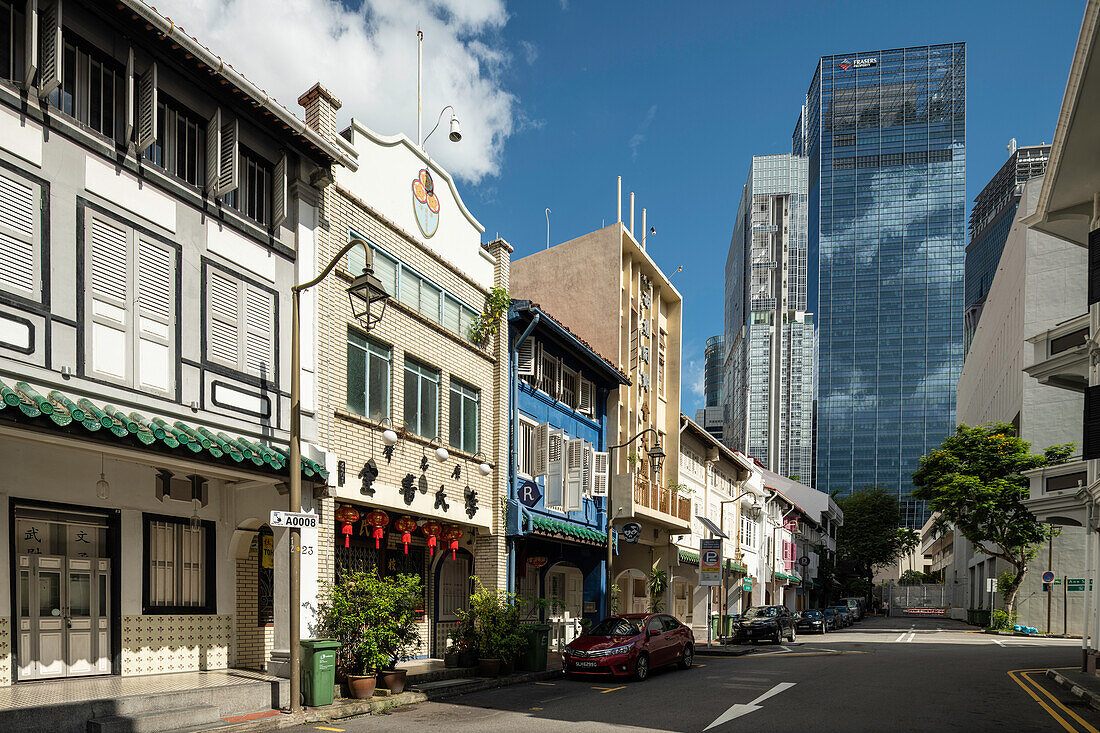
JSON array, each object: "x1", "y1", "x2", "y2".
[
  {"x1": 1046, "y1": 668, "x2": 1100, "y2": 712},
  {"x1": 696, "y1": 643, "x2": 756, "y2": 657}
]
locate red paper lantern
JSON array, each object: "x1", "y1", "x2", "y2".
[
  {"x1": 365, "y1": 510, "x2": 390, "y2": 549},
  {"x1": 527, "y1": 556, "x2": 548, "y2": 569},
  {"x1": 422, "y1": 521, "x2": 443, "y2": 557},
  {"x1": 443, "y1": 526, "x2": 464, "y2": 560},
  {"x1": 395, "y1": 516, "x2": 418, "y2": 555},
  {"x1": 334, "y1": 506, "x2": 361, "y2": 548}
]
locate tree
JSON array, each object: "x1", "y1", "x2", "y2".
[
  {"x1": 899, "y1": 569, "x2": 925, "y2": 586},
  {"x1": 911, "y1": 423, "x2": 1072, "y2": 617},
  {"x1": 835, "y1": 487, "x2": 912, "y2": 598}
]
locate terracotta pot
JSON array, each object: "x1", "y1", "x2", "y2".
[
  {"x1": 478, "y1": 658, "x2": 501, "y2": 677},
  {"x1": 347, "y1": 674, "x2": 377, "y2": 699},
  {"x1": 377, "y1": 668, "x2": 408, "y2": 694}
]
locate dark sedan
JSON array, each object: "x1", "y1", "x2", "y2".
[
  {"x1": 821, "y1": 607, "x2": 841, "y2": 630},
  {"x1": 830, "y1": 605, "x2": 853, "y2": 627},
  {"x1": 730, "y1": 605, "x2": 797, "y2": 644},
  {"x1": 795, "y1": 609, "x2": 828, "y2": 635},
  {"x1": 561, "y1": 613, "x2": 695, "y2": 681}
]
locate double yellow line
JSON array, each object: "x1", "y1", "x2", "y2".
[{"x1": 1007, "y1": 668, "x2": 1099, "y2": 733}]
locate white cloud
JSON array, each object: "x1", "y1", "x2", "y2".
[
  {"x1": 629, "y1": 104, "x2": 657, "y2": 160},
  {"x1": 519, "y1": 40, "x2": 539, "y2": 65},
  {"x1": 152, "y1": 0, "x2": 517, "y2": 183}
]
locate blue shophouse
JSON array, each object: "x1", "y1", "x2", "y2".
[{"x1": 506, "y1": 301, "x2": 629, "y2": 633}]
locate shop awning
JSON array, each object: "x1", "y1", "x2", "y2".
[
  {"x1": 677, "y1": 549, "x2": 746, "y2": 573},
  {"x1": 523, "y1": 512, "x2": 605, "y2": 546},
  {"x1": 0, "y1": 378, "x2": 327, "y2": 481}
]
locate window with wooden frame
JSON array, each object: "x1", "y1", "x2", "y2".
[
  {"x1": 516, "y1": 416, "x2": 537, "y2": 477},
  {"x1": 0, "y1": 0, "x2": 28, "y2": 85},
  {"x1": 448, "y1": 378, "x2": 479, "y2": 454},
  {"x1": 222, "y1": 146, "x2": 273, "y2": 226},
  {"x1": 142, "y1": 94, "x2": 206, "y2": 188},
  {"x1": 538, "y1": 346, "x2": 558, "y2": 397},
  {"x1": 206, "y1": 265, "x2": 276, "y2": 381},
  {"x1": 49, "y1": 31, "x2": 122, "y2": 139},
  {"x1": 142, "y1": 514, "x2": 216, "y2": 614},
  {"x1": 403, "y1": 357, "x2": 439, "y2": 438},
  {"x1": 560, "y1": 366, "x2": 578, "y2": 409},
  {"x1": 347, "y1": 328, "x2": 391, "y2": 421}
]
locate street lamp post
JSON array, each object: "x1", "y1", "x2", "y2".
[
  {"x1": 604, "y1": 428, "x2": 664, "y2": 618},
  {"x1": 718, "y1": 490, "x2": 758, "y2": 619},
  {"x1": 288, "y1": 238, "x2": 388, "y2": 712}
]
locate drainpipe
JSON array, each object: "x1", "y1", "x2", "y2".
[{"x1": 508, "y1": 312, "x2": 540, "y2": 594}]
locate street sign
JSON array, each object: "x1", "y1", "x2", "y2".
[
  {"x1": 619, "y1": 522, "x2": 641, "y2": 543},
  {"x1": 1068, "y1": 578, "x2": 1088, "y2": 592},
  {"x1": 700, "y1": 538, "x2": 722, "y2": 586},
  {"x1": 742, "y1": 578, "x2": 753, "y2": 592},
  {"x1": 798, "y1": 556, "x2": 810, "y2": 567},
  {"x1": 269, "y1": 510, "x2": 318, "y2": 529},
  {"x1": 986, "y1": 578, "x2": 996, "y2": 593},
  {"x1": 1042, "y1": 571, "x2": 1055, "y2": 584}
]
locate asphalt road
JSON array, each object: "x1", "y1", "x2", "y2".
[{"x1": 289, "y1": 615, "x2": 1100, "y2": 733}]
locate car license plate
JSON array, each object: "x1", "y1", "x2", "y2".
[{"x1": 575, "y1": 661, "x2": 598, "y2": 668}]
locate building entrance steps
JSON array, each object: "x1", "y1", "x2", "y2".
[{"x1": 0, "y1": 669, "x2": 286, "y2": 733}]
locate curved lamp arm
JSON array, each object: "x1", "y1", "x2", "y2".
[
  {"x1": 294, "y1": 237, "x2": 371, "y2": 294},
  {"x1": 609, "y1": 427, "x2": 660, "y2": 451},
  {"x1": 422, "y1": 105, "x2": 455, "y2": 148}
]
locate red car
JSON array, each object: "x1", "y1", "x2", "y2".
[{"x1": 561, "y1": 613, "x2": 695, "y2": 681}]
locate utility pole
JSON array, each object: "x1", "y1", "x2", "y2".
[{"x1": 1048, "y1": 527, "x2": 1054, "y2": 634}]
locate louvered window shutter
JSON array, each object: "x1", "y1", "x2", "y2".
[
  {"x1": 207, "y1": 270, "x2": 239, "y2": 368},
  {"x1": 592, "y1": 451, "x2": 609, "y2": 497},
  {"x1": 135, "y1": 237, "x2": 174, "y2": 394},
  {"x1": 22, "y1": 0, "x2": 37, "y2": 91},
  {"x1": 37, "y1": 0, "x2": 60, "y2": 99},
  {"x1": 217, "y1": 117, "x2": 239, "y2": 196},
  {"x1": 135, "y1": 62, "x2": 158, "y2": 153},
  {"x1": 272, "y1": 152, "x2": 287, "y2": 228},
  {"x1": 124, "y1": 48, "x2": 134, "y2": 142},
  {"x1": 244, "y1": 283, "x2": 275, "y2": 379},
  {"x1": 205, "y1": 108, "x2": 221, "y2": 194},
  {"x1": 517, "y1": 338, "x2": 535, "y2": 376},
  {"x1": 534, "y1": 342, "x2": 543, "y2": 383},
  {"x1": 87, "y1": 214, "x2": 130, "y2": 382},
  {"x1": 564, "y1": 438, "x2": 583, "y2": 511},
  {"x1": 578, "y1": 378, "x2": 593, "y2": 416},
  {"x1": 1084, "y1": 385, "x2": 1100, "y2": 460},
  {"x1": 1089, "y1": 228, "x2": 1100, "y2": 306},
  {"x1": 533, "y1": 422, "x2": 549, "y2": 477},
  {"x1": 546, "y1": 431, "x2": 564, "y2": 508},
  {"x1": 0, "y1": 171, "x2": 39, "y2": 299},
  {"x1": 582, "y1": 443, "x2": 594, "y2": 496}
]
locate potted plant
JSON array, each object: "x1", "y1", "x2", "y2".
[
  {"x1": 443, "y1": 638, "x2": 459, "y2": 669},
  {"x1": 458, "y1": 579, "x2": 526, "y2": 677},
  {"x1": 308, "y1": 568, "x2": 422, "y2": 699},
  {"x1": 455, "y1": 612, "x2": 479, "y2": 667}
]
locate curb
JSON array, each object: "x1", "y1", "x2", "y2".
[
  {"x1": 983, "y1": 630, "x2": 1081, "y2": 639},
  {"x1": 696, "y1": 646, "x2": 756, "y2": 657},
  {"x1": 418, "y1": 668, "x2": 564, "y2": 701},
  {"x1": 1046, "y1": 669, "x2": 1100, "y2": 713}
]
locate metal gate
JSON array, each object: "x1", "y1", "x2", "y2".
[{"x1": 879, "y1": 584, "x2": 957, "y2": 617}]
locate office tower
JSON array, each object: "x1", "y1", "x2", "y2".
[
  {"x1": 794, "y1": 44, "x2": 966, "y2": 527},
  {"x1": 964, "y1": 142, "x2": 1050, "y2": 351},
  {"x1": 696, "y1": 334, "x2": 725, "y2": 442},
  {"x1": 723, "y1": 154, "x2": 814, "y2": 486}
]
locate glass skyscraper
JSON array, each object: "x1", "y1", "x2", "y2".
[
  {"x1": 794, "y1": 44, "x2": 966, "y2": 527},
  {"x1": 724, "y1": 154, "x2": 814, "y2": 485}
]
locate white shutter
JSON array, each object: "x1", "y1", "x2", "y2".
[
  {"x1": 135, "y1": 62, "x2": 158, "y2": 153},
  {"x1": 207, "y1": 270, "x2": 239, "y2": 367},
  {"x1": 517, "y1": 338, "x2": 535, "y2": 376},
  {"x1": 564, "y1": 438, "x2": 583, "y2": 511},
  {"x1": 582, "y1": 443, "x2": 594, "y2": 496},
  {"x1": 37, "y1": 0, "x2": 60, "y2": 99},
  {"x1": 217, "y1": 117, "x2": 239, "y2": 196},
  {"x1": 124, "y1": 47, "x2": 134, "y2": 143},
  {"x1": 87, "y1": 214, "x2": 130, "y2": 381},
  {"x1": 205, "y1": 108, "x2": 221, "y2": 194},
  {"x1": 592, "y1": 451, "x2": 610, "y2": 497},
  {"x1": 546, "y1": 430, "x2": 564, "y2": 509},
  {"x1": 0, "y1": 171, "x2": 38, "y2": 298},
  {"x1": 578, "y1": 379, "x2": 594, "y2": 416},
  {"x1": 533, "y1": 422, "x2": 549, "y2": 477},
  {"x1": 534, "y1": 342, "x2": 544, "y2": 383},
  {"x1": 272, "y1": 152, "x2": 287, "y2": 228},
  {"x1": 244, "y1": 283, "x2": 274, "y2": 378},
  {"x1": 135, "y1": 237, "x2": 173, "y2": 394},
  {"x1": 22, "y1": 0, "x2": 37, "y2": 92}
]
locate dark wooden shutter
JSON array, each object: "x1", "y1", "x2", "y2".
[
  {"x1": 1090, "y1": 228, "x2": 1100, "y2": 306},
  {"x1": 1084, "y1": 385, "x2": 1100, "y2": 460}
]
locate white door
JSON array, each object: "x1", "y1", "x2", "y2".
[
  {"x1": 547, "y1": 566, "x2": 584, "y2": 647},
  {"x1": 630, "y1": 575, "x2": 648, "y2": 614}
]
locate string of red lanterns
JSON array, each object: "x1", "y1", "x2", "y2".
[
  {"x1": 335, "y1": 507, "x2": 466, "y2": 559},
  {"x1": 421, "y1": 520, "x2": 443, "y2": 557},
  {"x1": 334, "y1": 506, "x2": 360, "y2": 548}
]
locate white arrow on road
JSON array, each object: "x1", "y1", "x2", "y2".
[{"x1": 703, "y1": 682, "x2": 796, "y2": 730}]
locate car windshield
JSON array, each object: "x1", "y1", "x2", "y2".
[
  {"x1": 743, "y1": 607, "x2": 778, "y2": 619},
  {"x1": 586, "y1": 617, "x2": 644, "y2": 636},
  {"x1": 803, "y1": 610, "x2": 821, "y2": 618}
]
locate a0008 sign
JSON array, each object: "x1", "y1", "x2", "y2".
[{"x1": 269, "y1": 511, "x2": 318, "y2": 529}]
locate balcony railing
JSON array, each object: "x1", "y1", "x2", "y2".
[{"x1": 633, "y1": 477, "x2": 691, "y2": 522}]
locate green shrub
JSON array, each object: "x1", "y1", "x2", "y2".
[
  {"x1": 456, "y1": 578, "x2": 526, "y2": 661},
  {"x1": 989, "y1": 609, "x2": 1015, "y2": 630}
]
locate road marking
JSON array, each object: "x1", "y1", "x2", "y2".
[
  {"x1": 1021, "y1": 671, "x2": 1100, "y2": 733},
  {"x1": 704, "y1": 682, "x2": 797, "y2": 730},
  {"x1": 534, "y1": 682, "x2": 557, "y2": 686},
  {"x1": 1007, "y1": 669, "x2": 1080, "y2": 733},
  {"x1": 592, "y1": 685, "x2": 626, "y2": 694},
  {"x1": 529, "y1": 707, "x2": 544, "y2": 711},
  {"x1": 696, "y1": 663, "x2": 707, "y2": 667},
  {"x1": 893, "y1": 632, "x2": 907, "y2": 642},
  {"x1": 991, "y1": 637, "x2": 1006, "y2": 647},
  {"x1": 743, "y1": 650, "x2": 868, "y2": 659},
  {"x1": 315, "y1": 728, "x2": 345, "y2": 732}
]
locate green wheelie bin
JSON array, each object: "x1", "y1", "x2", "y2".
[{"x1": 300, "y1": 638, "x2": 340, "y2": 707}]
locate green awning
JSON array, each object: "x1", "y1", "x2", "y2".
[
  {"x1": 0, "y1": 378, "x2": 327, "y2": 480},
  {"x1": 524, "y1": 512, "x2": 606, "y2": 545},
  {"x1": 679, "y1": 549, "x2": 699, "y2": 565}
]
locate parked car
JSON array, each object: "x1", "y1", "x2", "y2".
[
  {"x1": 730, "y1": 606, "x2": 797, "y2": 644},
  {"x1": 840, "y1": 597, "x2": 866, "y2": 621},
  {"x1": 830, "y1": 605, "x2": 853, "y2": 627},
  {"x1": 795, "y1": 609, "x2": 827, "y2": 635},
  {"x1": 562, "y1": 613, "x2": 695, "y2": 681},
  {"x1": 821, "y1": 607, "x2": 841, "y2": 630}
]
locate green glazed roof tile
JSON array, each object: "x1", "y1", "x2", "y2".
[
  {"x1": 0, "y1": 377, "x2": 327, "y2": 481},
  {"x1": 525, "y1": 512, "x2": 605, "y2": 546}
]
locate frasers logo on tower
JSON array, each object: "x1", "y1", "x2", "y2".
[{"x1": 838, "y1": 57, "x2": 877, "y2": 70}]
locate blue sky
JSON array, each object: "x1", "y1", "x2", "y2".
[{"x1": 461, "y1": 0, "x2": 1085, "y2": 416}]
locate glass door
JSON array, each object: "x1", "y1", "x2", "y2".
[
  {"x1": 17, "y1": 555, "x2": 66, "y2": 680},
  {"x1": 65, "y1": 558, "x2": 95, "y2": 676}
]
